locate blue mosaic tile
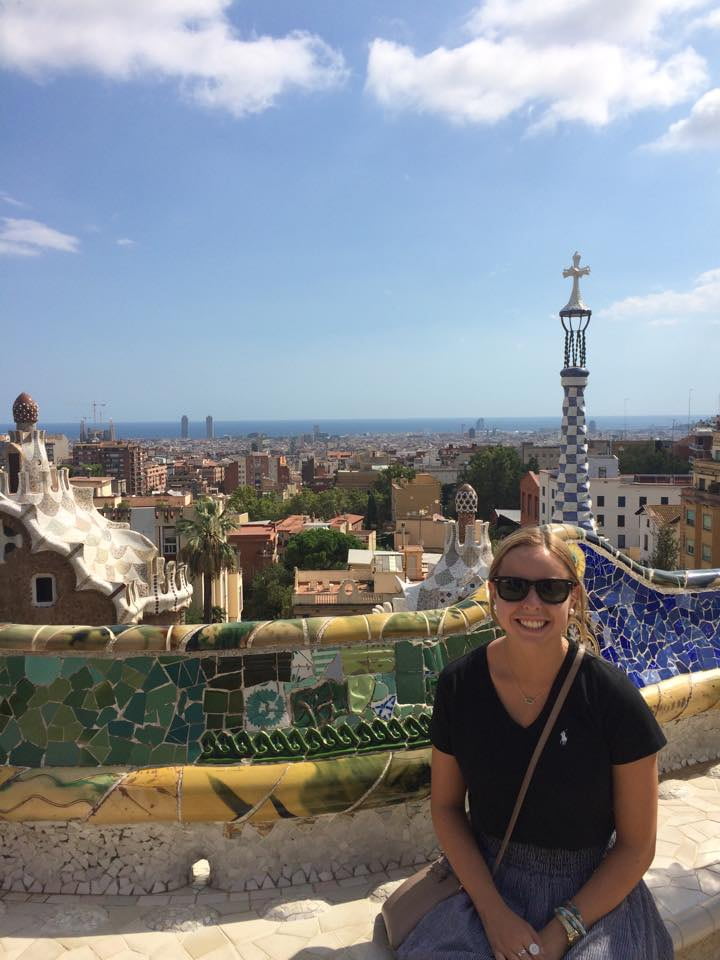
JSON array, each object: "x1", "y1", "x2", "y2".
[{"x1": 581, "y1": 544, "x2": 720, "y2": 686}]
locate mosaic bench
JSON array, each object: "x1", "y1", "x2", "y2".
[{"x1": 0, "y1": 525, "x2": 719, "y2": 904}]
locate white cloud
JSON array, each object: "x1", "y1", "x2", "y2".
[
  {"x1": 0, "y1": 191, "x2": 25, "y2": 208},
  {"x1": 468, "y1": 0, "x2": 709, "y2": 45},
  {"x1": 366, "y1": 0, "x2": 709, "y2": 130},
  {"x1": 688, "y1": 5, "x2": 720, "y2": 30},
  {"x1": 0, "y1": 218, "x2": 80, "y2": 256},
  {"x1": 116, "y1": 237, "x2": 135, "y2": 246},
  {"x1": 0, "y1": 0, "x2": 347, "y2": 117},
  {"x1": 599, "y1": 267, "x2": 720, "y2": 324},
  {"x1": 650, "y1": 87, "x2": 720, "y2": 149}
]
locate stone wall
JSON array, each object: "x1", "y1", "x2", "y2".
[
  {"x1": 0, "y1": 528, "x2": 115, "y2": 626},
  {"x1": 0, "y1": 800, "x2": 438, "y2": 895}
]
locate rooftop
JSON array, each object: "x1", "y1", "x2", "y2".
[{"x1": 642, "y1": 503, "x2": 682, "y2": 525}]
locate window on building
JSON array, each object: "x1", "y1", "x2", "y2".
[
  {"x1": 687, "y1": 543, "x2": 695, "y2": 556},
  {"x1": 644, "y1": 534, "x2": 648, "y2": 551},
  {"x1": 542, "y1": 486, "x2": 546, "y2": 496},
  {"x1": 661, "y1": 497, "x2": 669, "y2": 505},
  {"x1": 597, "y1": 514, "x2": 604, "y2": 526},
  {"x1": 32, "y1": 574, "x2": 56, "y2": 606},
  {"x1": 639, "y1": 496, "x2": 647, "y2": 507},
  {"x1": 162, "y1": 526, "x2": 177, "y2": 556},
  {"x1": 541, "y1": 504, "x2": 545, "y2": 514},
  {"x1": 598, "y1": 467, "x2": 607, "y2": 479},
  {"x1": 617, "y1": 534, "x2": 626, "y2": 548},
  {"x1": 618, "y1": 496, "x2": 626, "y2": 507},
  {"x1": 699, "y1": 478, "x2": 706, "y2": 491},
  {"x1": 702, "y1": 544, "x2": 712, "y2": 562},
  {"x1": 703, "y1": 514, "x2": 712, "y2": 531},
  {"x1": 596, "y1": 496, "x2": 605, "y2": 507},
  {"x1": 617, "y1": 515, "x2": 625, "y2": 528},
  {"x1": 686, "y1": 509, "x2": 695, "y2": 527}
]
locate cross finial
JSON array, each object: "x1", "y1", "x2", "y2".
[{"x1": 561, "y1": 251, "x2": 591, "y2": 314}]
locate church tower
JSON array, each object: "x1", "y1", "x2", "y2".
[{"x1": 552, "y1": 253, "x2": 595, "y2": 531}]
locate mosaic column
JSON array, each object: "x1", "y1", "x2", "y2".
[
  {"x1": 552, "y1": 253, "x2": 596, "y2": 532},
  {"x1": 455, "y1": 483, "x2": 478, "y2": 546}
]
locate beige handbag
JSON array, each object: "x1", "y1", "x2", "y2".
[{"x1": 381, "y1": 645, "x2": 585, "y2": 950}]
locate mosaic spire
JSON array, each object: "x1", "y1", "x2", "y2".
[{"x1": 552, "y1": 253, "x2": 595, "y2": 531}]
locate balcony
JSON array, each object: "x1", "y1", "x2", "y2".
[
  {"x1": 693, "y1": 458, "x2": 720, "y2": 477},
  {"x1": 293, "y1": 591, "x2": 386, "y2": 605},
  {"x1": 681, "y1": 486, "x2": 720, "y2": 508},
  {"x1": 631, "y1": 474, "x2": 690, "y2": 485}
]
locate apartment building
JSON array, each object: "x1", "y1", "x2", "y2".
[
  {"x1": 538, "y1": 457, "x2": 685, "y2": 556},
  {"x1": 679, "y1": 419, "x2": 720, "y2": 569},
  {"x1": 72, "y1": 441, "x2": 146, "y2": 495}
]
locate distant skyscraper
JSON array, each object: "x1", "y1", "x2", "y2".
[
  {"x1": 313, "y1": 424, "x2": 320, "y2": 440},
  {"x1": 181, "y1": 415, "x2": 189, "y2": 439},
  {"x1": 589, "y1": 419, "x2": 597, "y2": 435},
  {"x1": 475, "y1": 418, "x2": 485, "y2": 432},
  {"x1": 206, "y1": 415, "x2": 213, "y2": 440}
]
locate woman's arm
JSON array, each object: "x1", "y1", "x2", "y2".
[
  {"x1": 540, "y1": 753, "x2": 660, "y2": 958},
  {"x1": 431, "y1": 747, "x2": 545, "y2": 958}
]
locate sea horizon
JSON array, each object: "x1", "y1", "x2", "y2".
[{"x1": 0, "y1": 415, "x2": 708, "y2": 441}]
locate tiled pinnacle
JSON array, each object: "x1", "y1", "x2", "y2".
[
  {"x1": 552, "y1": 368, "x2": 595, "y2": 531},
  {"x1": 553, "y1": 253, "x2": 595, "y2": 532}
]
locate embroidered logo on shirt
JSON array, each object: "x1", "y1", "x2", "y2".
[{"x1": 560, "y1": 730, "x2": 568, "y2": 747}]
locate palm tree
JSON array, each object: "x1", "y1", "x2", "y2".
[{"x1": 176, "y1": 498, "x2": 238, "y2": 623}]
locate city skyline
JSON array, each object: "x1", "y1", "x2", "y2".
[{"x1": 3, "y1": 1, "x2": 720, "y2": 419}]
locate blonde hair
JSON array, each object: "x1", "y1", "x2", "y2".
[{"x1": 488, "y1": 526, "x2": 590, "y2": 641}]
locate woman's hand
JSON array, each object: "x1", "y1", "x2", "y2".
[
  {"x1": 538, "y1": 918, "x2": 569, "y2": 960},
  {"x1": 478, "y1": 900, "x2": 545, "y2": 959}
]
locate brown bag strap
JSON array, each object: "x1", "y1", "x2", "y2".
[{"x1": 492, "y1": 643, "x2": 585, "y2": 876}]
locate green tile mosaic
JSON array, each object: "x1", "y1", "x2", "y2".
[
  {"x1": 347, "y1": 675, "x2": 375, "y2": 714},
  {"x1": 24, "y1": 657, "x2": 61, "y2": 686},
  {"x1": 0, "y1": 614, "x2": 498, "y2": 767}
]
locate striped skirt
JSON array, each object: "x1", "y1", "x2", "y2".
[{"x1": 396, "y1": 835, "x2": 674, "y2": 959}]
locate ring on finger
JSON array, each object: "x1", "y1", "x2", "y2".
[{"x1": 528, "y1": 944, "x2": 541, "y2": 957}]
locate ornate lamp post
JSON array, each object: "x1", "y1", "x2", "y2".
[{"x1": 552, "y1": 253, "x2": 596, "y2": 531}]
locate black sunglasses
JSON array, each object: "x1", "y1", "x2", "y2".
[{"x1": 490, "y1": 576, "x2": 577, "y2": 604}]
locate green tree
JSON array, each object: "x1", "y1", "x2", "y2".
[
  {"x1": 283, "y1": 528, "x2": 364, "y2": 571},
  {"x1": 227, "y1": 484, "x2": 369, "y2": 523},
  {"x1": 184, "y1": 604, "x2": 228, "y2": 624},
  {"x1": 461, "y1": 446, "x2": 524, "y2": 520},
  {"x1": 72, "y1": 462, "x2": 105, "y2": 477},
  {"x1": 365, "y1": 491, "x2": 379, "y2": 529},
  {"x1": 617, "y1": 443, "x2": 690, "y2": 475},
  {"x1": 649, "y1": 525, "x2": 679, "y2": 571},
  {"x1": 243, "y1": 565, "x2": 293, "y2": 621},
  {"x1": 441, "y1": 483, "x2": 457, "y2": 519},
  {"x1": 176, "y1": 498, "x2": 238, "y2": 623},
  {"x1": 526, "y1": 455, "x2": 540, "y2": 473}
]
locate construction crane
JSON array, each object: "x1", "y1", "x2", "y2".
[{"x1": 90, "y1": 400, "x2": 107, "y2": 424}]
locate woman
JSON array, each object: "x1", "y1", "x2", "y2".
[{"x1": 397, "y1": 526, "x2": 672, "y2": 960}]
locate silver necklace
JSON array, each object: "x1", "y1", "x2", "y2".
[{"x1": 506, "y1": 652, "x2": 545, "y2": 705}]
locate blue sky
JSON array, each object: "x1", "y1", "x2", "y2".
[{"x1": 2, "y1": 0, "x2": 720, "y2": 422}]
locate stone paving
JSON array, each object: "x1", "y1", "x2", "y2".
[{"x1": 2, "y1": 769, "x2": 720, "y2": 960}]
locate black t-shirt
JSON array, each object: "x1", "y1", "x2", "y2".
[{"x1": 430, "y1": 641, "x2": 667, "y2": 850}]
